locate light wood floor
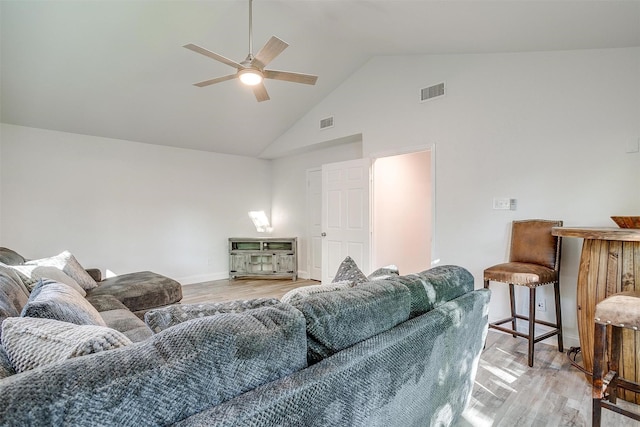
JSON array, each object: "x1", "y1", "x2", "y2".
[
  {"x1": 182, "y1": 279, "x2": 639, "y2": 426},
  {"x1": 181, "y1": 277, "x2": 318, "y2": 304}
]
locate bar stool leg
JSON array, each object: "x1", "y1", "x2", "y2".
[
  {"x1": 553, "y1": 281, "x2": 564, "y2": 353},
  {"x1": 609, "y1": 326, "x2": 622, "y2": 404},
  {"x1": 592, "y1": 322, "x2": 607, "y2": 427},
  {"x1": 528, "y1": 287, "x2": 536, "y2": 367},
  {"x1": 509, "y1": 283, "x2": 517, "y2": 338}
]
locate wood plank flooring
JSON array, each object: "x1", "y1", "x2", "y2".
[
  {"x1": 182, "y1": 279, "x2": 640, "y2": 426},
  {"x1": 181, "y1": 277, "x2": 318, "y2": 304}
]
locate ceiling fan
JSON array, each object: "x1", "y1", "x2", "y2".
[{"x1": 184, "y1": 0, "x2": 318, "y2": 102}]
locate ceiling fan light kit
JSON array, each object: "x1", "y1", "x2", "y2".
[
  {"x1": 238, "y1": 68, "x2": 264, "y2": 86},
  {"x1": 184, "y1": 0, "x2": 317, "y2": 102}
]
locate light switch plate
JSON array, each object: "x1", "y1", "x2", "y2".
[
  {"x1": 493, "y1": 198, "x2": 517, "y2": 210},
  {"x1": 626, "y1": 138, "x2": 640, "y2": 153},
  {"x1": 493, "y1": 198, "x2": 511, "y2": 210}
]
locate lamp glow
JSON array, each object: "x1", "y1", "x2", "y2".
[
  {"x1": 248, "y1": 211, "x2": 272, "y2": 233},
  {"x1": 238, "y1": 69, "x2": 263, "y2": 86}
]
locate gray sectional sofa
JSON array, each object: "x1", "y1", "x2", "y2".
[
  {"x1": 0, "y1": 246, "x2": 490, "y2": 427},
  {"x1": 0, "y1": 247, "x2": 183, "y2": 343}
]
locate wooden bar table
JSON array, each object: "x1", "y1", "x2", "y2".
[{"x1": 552, "y1": 226, "x2": 640, "y2": 401}]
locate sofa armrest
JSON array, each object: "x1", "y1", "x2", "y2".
[{"x1": 85, "y1": 268, "x2": 102, "y2": 282}]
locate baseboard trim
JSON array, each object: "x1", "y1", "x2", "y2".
[{"x1": 178, "y1": 272, "x2": 229, "y2": 285}]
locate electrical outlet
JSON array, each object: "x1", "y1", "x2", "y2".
[{"x1": 536, "y1": 299, "x2": 546, "y2": 312}]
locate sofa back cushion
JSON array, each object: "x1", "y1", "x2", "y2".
[
  {"x1": 0, "y1": 303, "x2": 307, "y2": 426},
  {"x1": 0, "y1": 248, "x2": 25, "y2": 266},
  {"x1": 21, "y1": 279, "x2": 106, "y2": 327},
  {"x1": 0, "y1": 345, "x2": 16, "y2": 379},
  {"x1": 144, "y1": 298, "x2": 280, "y2": 333},
  {"x1": 2, "y1": 317, "x2": 132, "y2": 373},
  {"x1": 410, "y1": 265, "x2": 474, "y2": 313},
  {"x1": 0, "y1": 266, "x2": 31, "y2": 339},
  {"x1": 291, "y1": 280, "x2": 411, "y2": 363}
]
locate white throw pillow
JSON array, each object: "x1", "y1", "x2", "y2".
[
  {"x1": 25, "y1": 251, "x2": 97, "y2": 290},
  {"x1": 8, "y1": 265, "x2": 86, "y2": 296},
  {"x1": 1, "y1": 316, "x2": 132, "y2": 373}
]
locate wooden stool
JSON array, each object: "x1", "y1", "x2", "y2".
[
  {"x1": 483, "y1": 219, "x2": 564, "y2": 367},
  {"x1": 592, "y1": 291, "x2": 640, "y2": 426}
]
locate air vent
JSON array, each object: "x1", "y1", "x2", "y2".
[
  {"x1": 320, "y1": 116, "x2": 334, "y2": 130},
  {"x1": 420, "y1": 82, "x2": 445, "y2": 102}
]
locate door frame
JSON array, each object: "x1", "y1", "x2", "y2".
[{"x1": 306, "y1": 167, "x2": 322, "y2": 281}]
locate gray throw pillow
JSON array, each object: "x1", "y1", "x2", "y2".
[
  {"x1": 367, "y1": 265, "x2": 400, "y2": 281},
  {"x1": 1, "y1": 317, "x2": 131, "y2": 373},
  {"x1": 332, "y1": 256, "x2": 368, "y2": 285},
  {"x1": 21, "y1": 279, "x2": 106, "y2": 326},
  {"x1": 144, "y1": 298, "x2": 280, "y2": 333},
  {"x1": 281, "y1": 281, "x2": 353, "y2": 304},
  {"x1": 25, "y1": 251, "x2": 97, "y2": 291}
]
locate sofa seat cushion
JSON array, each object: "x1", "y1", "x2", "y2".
[
  {"x1": 98, "y1": 309, "x2": 152, "y2": 342},
  {"x1": 291, "y1": 280, "x2": 411, "y2": 363},
  {"x1": 0, "y1": 303, "x2": 307, "y2": 426},
  {"x1": 86, "y1": 271, "x2": 182, "y2": 312}
]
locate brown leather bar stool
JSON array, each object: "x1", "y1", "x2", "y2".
[
  {"x1": 592, "y1": 291, "x2": 640, "y2": 426},
  {"x1": 483, "y1": 219, "x2": 564, "y2": 367}
]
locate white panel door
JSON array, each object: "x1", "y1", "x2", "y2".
[
  {"x1": 306, "y1": 168, "x2": 322, "y2": 281},
  {"x1": 321, "y1": 158, "x2": 371, "y2": 284}
]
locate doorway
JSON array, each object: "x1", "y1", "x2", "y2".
[
  {"x1": 307, "y1": 148, "x2": 433, "y2": 280},
  {"x1": 372, "y1": 150, "x2": 432, "y2": 274}
]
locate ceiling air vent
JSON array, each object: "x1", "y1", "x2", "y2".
[
  {"x1": 320, "y1": 116, "x2": 334, "y2": 130},
  {"x1": 420, "y1": 82, "x2": 445, "y2": 102}
]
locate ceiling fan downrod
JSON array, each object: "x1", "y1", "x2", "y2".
[{"x1": 248, "y1": 0, "x2": 254, "y2": 58}]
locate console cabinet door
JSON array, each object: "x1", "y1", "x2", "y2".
[
  {"x1": 275, "y1": 254, "x2": 296, "y2": 275},
  {"x1": 229, "y1": 254, "x2": 250, "y2": 277}
]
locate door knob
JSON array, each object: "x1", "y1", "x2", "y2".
[{"x1": 321, "y1": 232, "x2": 326, "y2": 237}]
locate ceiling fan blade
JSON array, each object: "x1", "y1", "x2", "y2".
[
  {"x1": 252, "y1": 82, "x2": 270, "y2": 102},
  {"x1": 193, "y1": 74, "x2": 237, "y2": 87},
  {"x1": 252, "y1": 36, "x2": 288, "y2": 69},
  {"x1": 263, "y1": 70, "x2": 318, "y2": 85},
  {"x1": 183, "y1": 44, "x2": 242, "y2": 69}
]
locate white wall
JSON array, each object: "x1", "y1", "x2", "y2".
[
  {"x1": 270, "y1": 140, "x2": 362, "y2": 279},
  {"x1": 0, "y1": 124, "x2": 272, "y2": 284},
  {"x1": 264, "y1": 47, "x2": 640, "y2": 347},
  {"x1": 373, "y1": 150, "x2": 431, "y2": 275}
]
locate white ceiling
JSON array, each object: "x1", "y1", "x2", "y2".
[{"x1": 2, "y1": 1, "x2": 639, "y2": 158}]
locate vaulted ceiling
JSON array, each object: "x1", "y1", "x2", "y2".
[{"x1": 2, "y1": 1, "x2": 639, "y2": 157}]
